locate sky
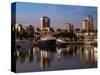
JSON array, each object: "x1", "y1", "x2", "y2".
[{"x1": 12, "y1": 2, "x2": 97, "y2": 30}]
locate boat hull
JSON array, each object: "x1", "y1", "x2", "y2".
[{"x1": 38, "y1": 40, "x2": 56, "y2": 48}]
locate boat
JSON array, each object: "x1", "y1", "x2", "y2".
[
  {"x1": 38, "y1": 34, "x2": 56, "y2": 48},
  {"x1": 56, "y1": 38, "x2": 66, "y2": 47}
]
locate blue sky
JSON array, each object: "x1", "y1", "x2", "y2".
[{"x1": 13, "y1": 2, "x2": 97, "y2": 30}]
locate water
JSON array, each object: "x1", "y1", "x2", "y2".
[{"x1": 16, "y1": 45, "x2": 97, "y2": 73}]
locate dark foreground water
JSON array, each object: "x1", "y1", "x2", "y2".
[{"x1": 16, "y1": 45, "x2": 97, "y2": 73}]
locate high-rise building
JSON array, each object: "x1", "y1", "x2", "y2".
[
  {"x1": 85, "y1": 15, "x2": 93, "y2": 31},
  {"x1": 63, "y1": 23, "x2": 74, "y2": 32},
  {"x1": 12, "y1": 24, "x2": 23, "y2": 32},
  {"x1": 12, "y1": 24, "x2": 25, "y2": 39},
  {"x1": 80, "y1": 15, "x2": 93, "y2": 32},
  {"x1": 80, "y1": 20, "x2": 88, "y2": 32},
  {"x1": 40, "y1": 16, "x2": 50, "y2": 33}
]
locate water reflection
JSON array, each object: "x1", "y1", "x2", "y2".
[
  {"x1": 77, "y1": 45, "x2": 97, "y2": 68},
  {"x1": 40, "y1": 50, "x2": 53, "y2": 69},
  {"x1": 16, "y1": 45, "x2": 97, "y2": 72}
]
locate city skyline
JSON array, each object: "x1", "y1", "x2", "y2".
[
  {"x1": 12, "y1": 2, "x2": 97, "y2": 30},
  {"x1": 11, "y1": 2, "x2": 97, "y2": 72}
]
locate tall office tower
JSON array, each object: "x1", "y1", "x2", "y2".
[
  {"x1": 85, "y1": 15, "x2": 93, "y2": 31},
  {"x1": 80, "y1": 15, "x2": 94, "y2": 32},
  {"x1": 80, "y1": 20, "x2": 88, "y2": 32},
  {"x1": 40, "y1": 16, "x2": 50, "y2": 32},
  {"x1": 63, "y1": 23, "x2": 74, "y2": 32}
]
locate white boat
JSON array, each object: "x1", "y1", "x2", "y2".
[
  {"x1": 56, "y1": 38, "x2": 67, "y2": 47},
  {"x1": 56, "y1": 38, "x2": 66, "y2": 43},
  {"x1": 38, "y1": 35, "x2": 56, "y2": 48}
]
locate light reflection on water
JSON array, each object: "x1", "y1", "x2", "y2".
[{"x1": 16, "y1": 45, "x2": 97, "y2": 72}]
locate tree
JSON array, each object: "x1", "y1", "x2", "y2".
[
  {"x1": 36, "y1": 27, "x2": 41, "y2": 32},
  {"x1": 26, "y1": 25, "x2": 34, "y2": 39},
  {"x1": 50, "y1": 28, "x2": 55, "y2": 32},
  {"x1": 57, "y1": 29, "x2": 62, "y2": 32},
  {"x1": 75, "y1": 28, "x2": 80, "y2": 32}
]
